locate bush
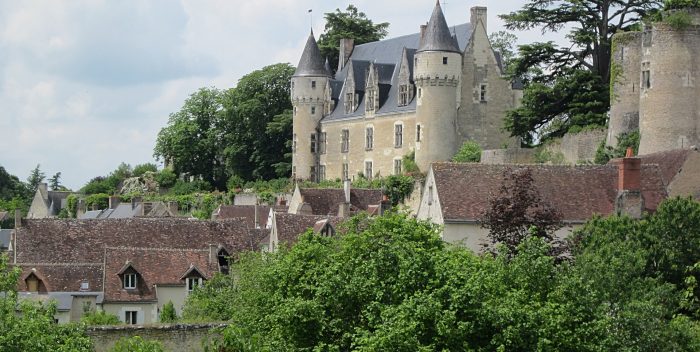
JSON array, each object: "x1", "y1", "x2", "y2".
[
  {"x1": 665, "y1": 0, "x2": 700, "y2": 10},
  {"x1": 169, "y1": 179, "x2": 212, "y2": 196},
  {"x1": 402, "y1": 151, "x2": 420, "y2": 174},
  {"x1": 594, "y1": 131, "x2": 640, "y2": 164},
  {"x1": 226, "y1": 175, "x2": 245, "y2": 192},
  {"x1": 154, "y1": 169, "x2": 177, "y2": 188},
  {"x1": 110, "y1": 336, "x2": 164, "y2": 352},
  {"x1": 81, "y1": 310, "x2": 121, "y2": 325},
  {"x1": 159, "y1": 301, "x2": 177, "y2": 323},
  {"x1": 452, "y1": 141, "x2": 482, "y2": 163},
  {"x1": 383, "y1": 175, "x2": 414, "y2": 206},
  {"x1": 85, "y1": 193, "x2": 110, "y2": 210},
  {"x1": 132, "y1": 163, "x2": 158, "y2": 177},
  {"x1": 665, "y1": 9, "x2": 694, "y2": 30}
]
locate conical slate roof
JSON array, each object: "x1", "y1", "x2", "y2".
[
  {"x1": 418, "y1": 1, "x2": 460, "y2": 53},
  {"x1": 324, "y1": 57, "x2": 332, "y2": 75},
  {"x1": 294, "y1": 30, "x2": 330, "y2": 77}
]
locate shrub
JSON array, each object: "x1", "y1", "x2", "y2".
[
  {"x1": 169, "y1": 179, "x2": 212, "y2": 196},
  {"x1": 81, "y1": 310, "x2": 121, "y2": 325},
  {"x1": 665, "y1": 10, "x2": 694, "y2": 30},
  {"x1": 132, "y1": 163, "x2": 158, "y2": 177},
  {"x1": 452, "y1": 141, "x2": 482, "y2": 163},
  {"x1": 402, "y1": 151, "x2": 420, "y2": 174},
  {"x1": 159, "y1": 301, "x2": 178, "y2": 323},
  {"x1": 154, "y1": 169, "x2": 177, "y2": 188},
  {"x1": 665, "y1": 0, "x2": 700, "y2": 10},
  {"x1": 110, "y1": 336, "x2": 164, "y2": 352}
]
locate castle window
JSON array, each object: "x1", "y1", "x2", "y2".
[
  {"x1": 311, "y1": 81, "x2": 316, "y2": 89},
  {"x1": 292, "y1": 166, "x2": 296, "y2": 179},
  {"x1": 366, "y1": 127, "x2": 374, "y2": 150},
  {"x1": 366, "y1": 89, "x2": 377, "y2": 112},
  {"x1": 123, "y1": 273, "x2": 137, "y2": 290},
  {"x1": 399, "y1": 84, "x2": 410, "y2": 106},
  {"x1": 642, "y1": 70, "x2": 651, "y2": 89},
  {"x1": 428, "y1": 186, "x2": 434, "y2": 205},
  {"x1": 418, "y1": 88, "x2": 422, "y2": 98},
  {"x1": 480, "y1": 84, "x2": 487, "y2": 102},
  {"x1": 125, "y1": 311, "x2": 138, "y2": 325},
  {"x1": 342, "y1": 163, "x2": 349, "y2": 180},
  {"x1": 319, "y1": 132, "x2": 327, "y2": 154},
  {"x1": 311, "y1": 106, "x2": 316, "y2": 115},
  {"x1": 310, "y1": 166, "x2": 317, "y2": 182},
  {"x1": 443, "y1": 57, "x2": 448, "y2": 65},
  {"x1": 218, "y1": 248, "x2": 230, "y2": 274},
  {"x1": 416, "y1": 125, "x2": 422, "y2": 142},
  {"x1": 345, "y1": 92, "x2": 355, "y2": 114},
  {"x1": 310, "y1": 133, "x2": 317, "y2": 153},
  {"x1": 394, "y1": 159, "x2": 402, "y2": 175},
  {"x1": 292, "y1": 134, "x2": 297, "y2": 153},
  {"x1": 319, "y1": 165, "x2": 326, "y2": 181},
  {"x1": 395, "y1": 123, "x2": 403, "y2": 148},
  {"x1": 341, "y1": 129, "x2": 350, "y2": 153},
  {"x1": 365, "y1": 161, "x2": 373, "y2": 180}
]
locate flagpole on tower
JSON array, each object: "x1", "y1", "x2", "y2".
[{"x1": 308, "y1": 9, "x2": 313, "y2": 31}]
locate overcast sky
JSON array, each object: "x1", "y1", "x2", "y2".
[{"x1": 0, "y1": 0, "x2": 568, "y2": 190}]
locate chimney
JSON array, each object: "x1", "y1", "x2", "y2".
[
  {"x1": 38, "y1": 183, "x2": 47, "y2": 193},
  {"x1": 168, "y1": 201, "x2": 178, "y2": 216},
  {"x1": 131, "y1": 196, "x2": 142, "y2": 210},
  {"x1": 470, "y1": 6, "x2": 488, "y2": 32},
  {"x1": 108, "y1": 196, "x2": 121, "y2": 210},
  {"x1": 337, "y1": 38, "x2": 355, "y2": 72},
  {"x1": 254, "y1": 204, "x2": 260, "y2": 229},
  {"x1": 343, "y1": 180, "x2": 351, "y2": 204},
  {"x1": 14, "y1": 209, "x2": 22, "y2": 229},
  {"x1": 615, "y1": 148, "x2": 644, "y2": 218},
  {"x1": 338, "y1": 203, "x2": 350, "y2": 218},
  {"x1": 419, "y1": 24, "x2": 427, "y2": 47},
  {"x1": 77, "y1": 199, "x2": 86, "y2": 218}
]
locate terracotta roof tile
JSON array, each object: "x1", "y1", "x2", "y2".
[
  {"x1": 635, "y1": 149, "x2": 693, "y2": 186},
  {"x1": 299, "y1": 188, "x2": 383, "y2": 216},
  {"x1": 274, "y1": 213, "x2": 342, "y2": 245},
  {"x1": 212, "y1": 205, "x2": 270, "y2": 228},
  {"x1": 16, "y1": 264, "x2": 103, "y2": 293},
  {"x1": 431, "y1": 163, "x2": 667, "y2": 222}
]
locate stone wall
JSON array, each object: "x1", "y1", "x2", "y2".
[
  {"x1": 480, "y1": 148, "x2": 536, "y2": 164},
  {"x1": 87, "y1": 323, "x2": 225, "y2": 352},
  {"x1": 545, "y1": 129, "x2": 606, "y2": 164}
]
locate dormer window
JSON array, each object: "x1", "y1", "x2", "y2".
[
  {"x1": 345, "y1": 92, "x2": 355, "y2": 114},
  {"x1": 217, "y1": 248, "x2": 230, "y2": 274},
  {"x1": 25, "y1": 272, "x2": 42, "y2": 292},
  {"x1": 187, "y1": 277, "x2": 203, "y2": 292},
  {"x1": 366, "y1": 88, "x2": 377, "y2": 113},
  {"x1": 123, "y1": 273, "x2": 137, "y2": 289},
  {"x1": 181, "y1": 265, "x2": 207, "y2": 293},
  {"x1": 399, "y1": 84, "x2": 410, "y2": 106}
]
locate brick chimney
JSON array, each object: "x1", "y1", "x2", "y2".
[
  {"x1": 338, "y1": 38, "x2": 355, "y2": 72},
  {"x1": 14, "y1": 209, "x2": 22, "y2": 229},
  {"x1": 615, "y1": 148, "x2": 644, "y2": 218},
  {"x1": 470, "y1": 6, "x2": 488, "y2": 32}
]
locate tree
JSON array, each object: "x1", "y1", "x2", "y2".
[
  {"x1": 501, "y1": 0, "x2": 663, "y2": 143},
  {"x1": 159, "y1": 301, "x2": 177, "y2": 323},
  {"x1": 222, "y1": 63, "x2": 296, "y2": 181},
  {"x1": 488, "y1": 31, "x2": 518, "y2": 71},
  {"x1": 154, "y1": 87, "x2": 226, "y2": 189},
  {"x1": 48, "y1": 172, "x2": 62, "y2": 191},
  {"x1": 317, "y1": 5, "x2": 389, "y2": 72},
  {"x1": 480, "y1": 167, "x2": 563, "y2": 254},
  {"x1": 26, "y1": 164, "x2": 45, "y2": 193},
  {"x1": 132, "y1": 163, "x2": 158, "y2": 177},
  {"x1": 110, "y1": 336, "x2": 164, "y2": 352},
  {"x1": 452, "y1": 141, "x2": 482, "y2": 163},
  {"x1": 81, "y1": 310, "x2": 121, "y2": 325}
]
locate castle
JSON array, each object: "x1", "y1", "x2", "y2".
[
  {"x1": 608, "y1": 9, "x2": 700, "y2": 154},
  {"x1": 291, "y1": 2, "x2": 522, "y2": 181}
]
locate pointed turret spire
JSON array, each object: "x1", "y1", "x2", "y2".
[
  {"x1": 418, "y1": 0, "x2": 460, "y2": 53},
  {"x1": 294, "y1": 29, "x2": 330, "y2": 77}
]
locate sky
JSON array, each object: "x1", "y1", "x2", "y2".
[{"x1": 0, "y1": 0, "x2": 569, "y2": 190}]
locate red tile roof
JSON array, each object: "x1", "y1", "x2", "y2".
[
  {"x1": 212, "y1": 205, "x2": 270, "y2": 228},
  {"x1": 299, "y1": 188, "x2": 383, "y2": 216},
  {"x1": 635, "y1": 149, "x2": 693, "y2": 186},
  {"x1": 431, "y1": 163, "x2": 667, "y2": 222},
  {"x1": 273, "y1": 213, "x2": 343, "y2": 245}
]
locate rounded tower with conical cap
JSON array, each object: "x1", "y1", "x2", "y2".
[
  {"x1": 414, "y1": 0, "x2": 462, "y2": 171},
  {"x1": 291, "y1": 30, "x2": 331, "y2": 180}
]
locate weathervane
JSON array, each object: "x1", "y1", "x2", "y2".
[{"x1": 308, "y1": 9, "x2": 313, "y2": 30}]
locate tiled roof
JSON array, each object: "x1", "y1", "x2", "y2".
[
  {"x1": 0, "y1": 229, "x2": 11, "y2": 250},
  {"x1": 274, "y1": 213, "x2": 342, "y2": 245},
  {"x1": 431, "y1": 163, "x2": 667, "y2": 222},
  {"x1": 635, "y1": 149, "x2": 693, "y2": 186},
  {"x1": 299, "y1": 188, "x2": 383, "y2": 216},
  {"x1": 17, "y1": 264, "x2": 104, "y2": 293},
  {"x1": 103, "y1": 247, "x2": 216, "y2": 303},
  {"x1": 212, "y1": 205, "x2": 270, "y2": 228}
]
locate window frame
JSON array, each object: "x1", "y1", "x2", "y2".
[
  {"x1": 365, "y1": 126, "x2": 374, "y2": 151},
  {"x1": 394, "y1": 159, "x2": 402, "y2": 175},
  {"x1": 365, "y1": 161, "x2": 373, "y2": 180},
  {"x1": 123, "y1": 273, "x2": 137, "y2": 290},
  {"x1": 342, "y1": 163, "x2": 349, "y2": 181},
  {"x1": 341, "y1": 129, "x2": 350, "y2": 153},
  {"x1": 394, "y1": 123, "x2": 403, "y2": 148},
  {"x1": 125, "y1": 311, "x2": 138, "y2": 325}
]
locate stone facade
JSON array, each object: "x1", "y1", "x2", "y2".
[
  {"x1": 292, "y1": 4, "x2": 520, "y2": 181},
  {"x1": 609, "y1": 10, "x2": 700, "y2": 154}
]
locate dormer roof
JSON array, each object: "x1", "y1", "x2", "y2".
[
  {"x1": 418, "y1": 1, "x2": 461, "y2": 53},
  {"x1": 294, "y1": 30, "x2": 331, "y2": 77}
]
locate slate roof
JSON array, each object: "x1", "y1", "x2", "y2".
[
  {"x1": 324, "y1": 23, "x2": 471, "y2": 122},
  {"x1": 299, "y1": 188, "x2": 384, "y2": 216},
  {"x1": 0, "y1": 229, "x2": 11, "y2": 250},
  {"x1": 635, "y1": 149, "x2": 694, "y2": 187},
  {"x1": 211, "y1": 205, "x2": 270, "y2": 228},
  {"x1": 78, "y1": 202, "x2": 176, "y2": 219},
  {"x1": 273, "y1": 213, "x2": 343, "y2": 245},
  {"x1": 103, "y1": 247, "x2": 216, "y2": 303},
  {"x1": 294, "y1": 30, "x2": 330, "y2": 77},
  {"x1": 430, "y1": 163, "x2": 668, "y2": 223},
  {"x1": 418, "y1": 1, "x2": 461, "y2": 53}
]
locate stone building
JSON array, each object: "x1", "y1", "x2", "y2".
[
  {"x1": 26, "y1": 183, "x2": 73, "y2": 219},
  {"x1": 608, "y1": 9, "x2": 700, "y2": 154},
  {"x1": 291, "y1": 2, "x2": 521, "y2": 181}
]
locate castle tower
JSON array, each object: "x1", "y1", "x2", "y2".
[
  {"x1": 414, "y1": 0, "x2": 462, "y2": 171},
  {"x1": 607, "y1": 31, "x2": 642, "y2": 147},
  {"x1": 291, "y1": 30, "x2": 331, "y2": 180},
  {"x1": 639, "y1": 10, "x2": 700, "y2": 154}
]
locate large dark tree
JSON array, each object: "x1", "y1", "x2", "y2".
[
  {"x1": 480, "y1": 167, "x2": 563, "y2": 254},
  {"x1": 318, "y1": 5, "x2": 389, "y2": 73},
  {"x1": 501, "y1": 0, "x2": 663, "y2": 144}
]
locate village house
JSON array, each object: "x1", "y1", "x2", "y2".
[
  {"x1": 26, "y1": 183, "x2": 73, "y2": 219},
  {"x1": 416, "y1": 153, "x2": 669, "y2": 252},
  {"x1": 10, "y1": 217, "x2": 267, "y2": 324},
  {"x1": 78, "y1": 196, "x2": 179, "y2": 219}
]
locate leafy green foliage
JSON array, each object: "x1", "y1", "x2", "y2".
[
  {"x1": 382, "y1": 175, "x2": 414, "y2": 206},
  {"x1": 666, "y1": 0, "x2": 700, "y2": 10},
  {"x1": 81, "y1": 310, "x2": 121, "y2": 325},
  {"x1": 501, "y1": 0, "x2": 662, "y2": 143},
  {"x1": 110, "y1": 336, "x2": 164, "y2": 352},
  {"x1": 401, "y1": 151, "x2": 420, "y2": 175},
  {"x1": 451, "y1": 141, "x2": 482, "y2": 163},
  {"x1": 0, "y1": 165, "x2": 31, "y2": 228},
  {"x1": 26, "y1": 164, "x2": 46, "y2": 193},
  {"x1": 159, "y1": 301, "x2": 177, "y2": 323},
  {"x1": 665, "y1": 9, "x2": 694, "y2": 29},
  {"x1": 48, "y1": 172, "x2": 63, "y2": 191},
  {"x1": 317, "y1": 5, "x2": 389, "y2": 73},
  {"x1": 488, "y1": 31, "x2": 518, "y2": 72},
  {"x1": 154, "y1": 169, "x2": 177, "y2": 189},
  {"x1": 534, "y1": 147, "x2": 566, "y2": 164},
  {"x1": 186, "y1": 208, "x2": 700, "y2": 351},
  {"x1": 132, "y1": 163, "x2": 158, "y2": 177},
  {"x1": 594, "y1": 131, "x2": 640, "y2": 164},
  {"x1": 0, "y1": 254, "x2": 93, "y2": 351},
  {"x1": 168, "y1": 179, "x2": 212, "y2": 196}
]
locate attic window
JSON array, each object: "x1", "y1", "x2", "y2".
[
  {"x1": 123, "y1": 273, "x2": 137, "y2": 289},
  {"x1": 366, "y1": 88, "x2": 377, "y2": 113},
  {"x1": 218, "y1": 248, "x2": 230, "y2": 274},
  {"x1": 26, "y1": 273, "x2": 40, "y2": 292},
  {"x1": 428, "y1": 185, "x2": 434, "y2": 205},
  {"x1": 80, "y1": 280, "x2": 89, "y2": 292},
  {"x1": 187, "y1": 277, "x2": 203, "y2": 292},
  {"x1": 399, "y1": 84, "x2": 410, "y2": 106},
  {"x1": 345, "y1": 92, "x2": 355, "y2": 114}
]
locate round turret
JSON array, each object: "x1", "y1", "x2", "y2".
[
  {"x1": 639, "y1": 10, "x2": 700, "y2": 154},
  {"x1": 607, "y1": 31, "x2": 642, "y2": 147}
]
